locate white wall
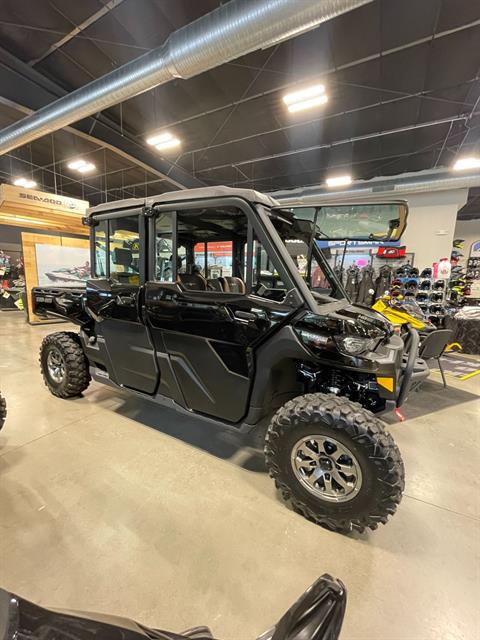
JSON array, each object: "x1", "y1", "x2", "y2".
[
  {"x1": 400, "y1": 189, "x2": 469, "y2": 269},
  {"x1": 453, "y1": 218, "x2": 480, "y2": 264}
]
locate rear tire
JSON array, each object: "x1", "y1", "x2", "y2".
[
  {"x1": 40, "y1": 332, "x2": 90, "y2": 398},
  {"x1": 264, "y1": 393, "x2": 404, "y2": 533}
]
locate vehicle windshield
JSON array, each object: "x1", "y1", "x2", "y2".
[{"x1": 269, "y1": 210, "x2": 346, "y2": 302}]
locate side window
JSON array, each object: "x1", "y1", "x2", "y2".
[
  {"x1": 94, "y1": 220, "x2": 108, "y2": 277},
  {"x1": 155, "y1": 213, "x2": 174, "y2": 282},
  {"x1": 286, "y1": 238, "x2": 331, "y2": 293},
  {"x1": 251, "y1": 232, "x2": 286, "y2": 301},
  {"x1": 310, "y1": 253, "x2": 331, "y2": 292},
  {"x1": 176, "y1": 206, "x2": 247, "y2": 291},
  {"x1": 109, "y1": 215, "x2": 140, "y2": 284}
]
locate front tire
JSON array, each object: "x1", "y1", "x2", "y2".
[
  {"x1": 40, "y1": 332, "x2": 90, "y2": 398},
  {"x1": 264, "y1": 393, "x2": 404, "y2": 533}
]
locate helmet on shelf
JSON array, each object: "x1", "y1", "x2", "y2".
[
  {"x1": 433, "y1": 280, "x2": 445, "y2": 290},
  {"x1": 429, "y1": 304, "x2": 444, "y2": 315},
  {"x1": 405, "y1": 279, "x2": 417, "y2": 290},
  {"x1": 429, "y1": 291, "x2": 443, "y2": 302},
  {"x1": 420, "y1": 268, "x2": 432, "y2": 278},
  {"x1": 419, "y1": 279, "x2": 431, "y2": 290},
  {"x1": 416, "y1": 291, "x2": 429, "y2": 302}
]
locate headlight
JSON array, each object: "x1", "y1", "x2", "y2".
[
  {"x1": 334, "y1": 335, "x2": 379, "y2": 356},
  {"x1": 299, "y1": 329, "x2": 331, "y2": 350}
]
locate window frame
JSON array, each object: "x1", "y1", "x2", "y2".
[
  {"x1": 90, "y1": 208, "x2": 145, "y2": 285},
  {"x1": 148, "y1": 197, "x2": 305, "y2": 308}
]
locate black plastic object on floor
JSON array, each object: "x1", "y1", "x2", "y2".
[
  {"x1": 0, "y1": 393, "x2": 5, "y2": 430},
  {"x1": 0, "y1": 576, "x2": 347, "y2": 640}
]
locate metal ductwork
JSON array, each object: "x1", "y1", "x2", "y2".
[
  {"x1": 0, "y1": 0, "x2": 372, "y2": 155},
  {"x1": 271, "y1": 169, "x2": 480, "y2": 205}
]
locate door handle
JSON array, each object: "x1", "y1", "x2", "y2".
[
  {"x1": 234, "y1": 310, "x2": 257, "y2": 321},
  {"x1": 116, "y1": 294, "x2": 136, "y2": 306}
]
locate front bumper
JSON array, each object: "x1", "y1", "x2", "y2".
[
  {"x1": 396, "y1": 327, "x2": 429, "y2": 408},
  {"x1": 374, "y1": 328, "x2": 429, "y2": 412}
]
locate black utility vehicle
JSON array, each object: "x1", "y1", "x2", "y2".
[{"x1": 33, "y1": 187, "x2": 428, "y2": 533}]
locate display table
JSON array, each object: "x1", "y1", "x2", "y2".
[{"x1": 446, "y1": 309, "x2": 480, "y2": 355}]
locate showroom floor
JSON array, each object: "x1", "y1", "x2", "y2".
[{"x1": 0, "y1": 313, "x2": 479, "y2": 640}]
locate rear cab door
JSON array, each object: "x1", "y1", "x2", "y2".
[{"x1": 85, "y1": 204, "x2": 159, "y2": 394}]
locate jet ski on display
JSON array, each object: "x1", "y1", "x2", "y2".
[{"x1": 45, "y1": 262, "x2": 90, "y2": 285}]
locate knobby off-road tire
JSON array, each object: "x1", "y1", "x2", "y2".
[
  {"x1": 0, "y1": 393, "x2": 6, "y2": 430},
  {"x1": 264, "y1": 393, "x2": 405, "y2": 533},
  {"x1": 40, "y1": 332, "x2": 90, "y2": 398}
]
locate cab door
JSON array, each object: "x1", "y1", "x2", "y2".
[
  {"x1": 86, "y1": 210, "x2": 158, "y2": 394},
  {"x1": 144, "y1": 200, "x2": 303, "y2": 423}
]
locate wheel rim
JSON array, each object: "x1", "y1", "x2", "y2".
[
  {"x1": 291, "y1": 435, "x2": 363, "y2": 503},
  {"x1": 46, "y1": 347, "x2": 65, "y2": 384}
]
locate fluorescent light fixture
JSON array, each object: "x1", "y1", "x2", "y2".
[
  {"x1": 13, "y1": 177, "x2": 37, "y2": 188},
  {"x1": 452, "y1": 156, "x2": 480, "y2": 171},
  {"x1": 326, "y1": 174, "x2": 352, "y2": 188},
  {"x1": 283, "y1": 84, "x2": 325, "y2": 106},
  {"x1": 77, "y1": 162, "x2": 96, "y2": 173},
  {"x1": 67, "y1": 159, "x2": 96, "y2": 172},
  {"x1": 155, "y1": 138, "x2": 181, "y2": 151},
  {"x1": 287, "y1": 94, "x2": 328, "y2": 113},
  {"x1": 146, "y1": 131, "x2": 181, "y2": 151},
  {"x1": 67, "y1": 159, "x2": 86, "y2": 170}
]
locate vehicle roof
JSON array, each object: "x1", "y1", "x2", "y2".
[{"x1": 87, "y1": 185, "x2": 279, "y2": 216}]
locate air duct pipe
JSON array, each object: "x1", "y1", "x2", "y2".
[
  {"x1": 0, "y1": 0, "x2": 372, "y2": 155},
  {"x1": 271, "y1": 169, "x2": 480, "y2": 205}
]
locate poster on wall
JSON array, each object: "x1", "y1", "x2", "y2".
[
  {"x1": 35, "y1": 244, "x2": 90, "y2": 287},
  {"x1": 470, "y1": 240, "x2": 480, "y2": 258}
]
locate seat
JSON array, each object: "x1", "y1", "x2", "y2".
[
  {"x1": 207, "y1": 278, "x2": 223, "y2": 292},
  {"x1": 178, "y1": 272, "x2": 207, "y2": 291},
  {"x1": 218, "y1": 276, "x2": 245, "y2": 294},
  {"x1": 419, "y1": 328, "x2": 454, "y2": 388}
]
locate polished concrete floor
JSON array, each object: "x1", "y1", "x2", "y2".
[{"x1": 0, "y1": 313, "x2": 479, "y2": 640}]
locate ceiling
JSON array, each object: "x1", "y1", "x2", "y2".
[{"x1": 0, "y1": 0, "x2": 479, "y2": 218}]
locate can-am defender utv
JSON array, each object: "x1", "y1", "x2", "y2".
[{"x1": 33, "y1": 187, "x2": 429, "y2": 533}]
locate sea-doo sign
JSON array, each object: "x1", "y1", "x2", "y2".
[
  {"x1": 0, "y1": 183, "x2": 88, "y2": 234},
  {"x1": 19, "y1": 193, "x2": 62, "y2": 206},
  {"x1": 18, "y1": 191, "x2": 80, "y2": 210}
]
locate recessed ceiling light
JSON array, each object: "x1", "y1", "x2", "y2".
[
  {"x1": 326, "y1": 175, "x2": 352, "y2": 188},
  {"x1": 452, "y1": 156, "x2": 480, "y2": 171},
  {"x1": 13, "y1": 177, "x2": 37, "y2": 188},
  {"x1": 67, "y1": 159, "x2": 96, "y2": 172},
  {"x1": 146, "y1": 131, "x2": 181, "y2": 150}
]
